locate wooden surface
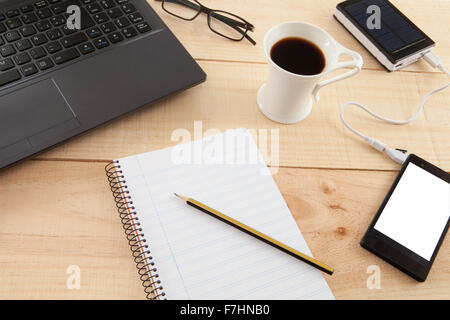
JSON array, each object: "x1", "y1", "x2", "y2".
[{"x1": 0, "y1": 0, "x2": 449, "y2": 299}]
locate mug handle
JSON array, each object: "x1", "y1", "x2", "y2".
[{"x1": 312, "y1": 45, "x2": 363, "y2": 102}]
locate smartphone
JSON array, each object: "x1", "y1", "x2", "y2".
[
  {"x1": 334, "y1": 0, "x2": 435, "y2": 71},
  {"x1": 361, "y1": 154, "x2": 450, "y2": 281}
]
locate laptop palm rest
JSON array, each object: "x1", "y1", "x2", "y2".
[{"x1": 0, "y1": 79, "x2": 80, "y2": 163}]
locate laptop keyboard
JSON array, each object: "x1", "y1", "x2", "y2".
[{"x1": 0, "y1": 0, "x2": 151, "y2": 88}]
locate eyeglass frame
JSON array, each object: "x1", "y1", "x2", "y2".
[{"x1": 155, "y1": 0, "x2": 256, "y2": 45}]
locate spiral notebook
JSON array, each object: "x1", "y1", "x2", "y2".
[{"x1": 105, "y1": 129, "x2": 334, "y2": 300}]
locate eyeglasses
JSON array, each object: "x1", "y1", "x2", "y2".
[{"x1": 155, "y1": 0, "x2": 256, "y2": 45}]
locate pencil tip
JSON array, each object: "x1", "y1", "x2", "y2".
[{"x1": 174, "y1": 193, "x2": 188, "y2": 201}]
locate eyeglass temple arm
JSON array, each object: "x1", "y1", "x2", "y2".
[
  {"x1": 158, "y1": 0, "x2": 253, "y2": 30},
  {"x1": 208, "y1": 12, "x2": 256, "y2": 45}
]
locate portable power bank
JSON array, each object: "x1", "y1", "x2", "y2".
[{"x1": 334, "y1": 0, "x2": 435, "y2": 71}]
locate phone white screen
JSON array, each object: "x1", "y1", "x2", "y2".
[{"x1": 374, "y1": 163, "x2": 449, "y2": 261}]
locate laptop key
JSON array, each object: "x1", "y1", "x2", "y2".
[
  {"x1": 128, "y1": 13, "x2": 143, "y2": 24},
  {"x1": 14, "y1": 52, "x2": 31, "y2": 65},
  {"x1": 5, "y1": 31, "x2": 21, "y2": 42},
  {"x1": 6, "y1": 18, "x2": 23, "y2": 29},
  {"x1": 122, "y1": 26, "x2": 137, "y2": 39},
  {"x1": 108, "y1": 32, "x2": 123, "y2": 43},
  {"x1": 62, "y1": 25, "x2": 77, "y2": 35},
  {"x1": 100, "y1": 21, "x2": 116, "y2": 33},
  {"x1": 37, "y1": 8, "x2": 52, "y2": 19},
  {"x1": 107, "y1": 7, "x2": 122, "y2": 18},
  {"x1": 136, "y1": 22, "x2": 151, "y2": 33},
  {"x1": 0, "y1": 36, "x2": 4, "y2": 46},
  {"x1": 30, "y1": 46, "x2": 47, "y2": 59},
  {"x1": 0, "y1": 44, "x2": 16, "y2": 57},
  {"x1": 0, "y1": 58, "x2": 14, "y2": 71},
  {"x1": 16, "y1": 38, "x2": 32, "y2": 51},
  {"x1": 21, "y1": 63, "x2": 38, "y2": 76},
  {"x1": 115, "y1": 16, "x2": 130, "y2": 28},
  {"x1": 93, "y1": 37, "x2": 109, "y2": 49},
  {"x1": 50, "y1": 15, "x2": 66, "y2": 27},
  {"x1": 61, "y1": 32, "x2": 88, "y2": 48},
  {"x1": 87, "y1": 3, "x2": 102, "y2": 14},
  {"x1": 45, "y1": 41, "x2": 62, "y2": 53},
  {"x1": 21, "y1": 5, "x2": 35, "y2": 13},
  {"x1": 37, "y1": 57, "x2": 54, "y2": 70},
  {"x1": 31, "y1": 33, "x2": 48, "y2": 45},
  {"x1": 78, "y1": 42, "x2": 95, "y2": 55},
  {"x1": 22, "y1": 13, "x2": 38, "y2": 24},
  {"x1": 86, "y1": 27, "x2": 102, "y2": 38},
  {"x1": 100, "y1": 0, "x2": 116, "y2": 9},
  {"x1": 0, "y1": 69, "x2": 21, "y2": 87},
  {"x1": 47, "y1": 28, "x2": 63, "y2": 40},
  {"x1": 35, "y1": 1, "x2": 48, "y2": 9},
  {"x1": 121, "y1": 3, "x2": 135, "y2": 14},
  {"x1": 93, "y1": 12, "x2": 108, "y2": 24},
  {"x1": 20, "y1": 25, "x2": 37, "y2": 37},
  {"x1": 6, "y1": 10, "x2": 20, "y2": 18},
  {"x1": 52, "y1": 47, "x2": 80, "y2": 64},
  {"x1": 36, "y1": 20, "x2": 52, "y2": 31},
  {"x1": 51, "y1": 4, "x2": 65, "y2": 14},
  {"x1": 0, "y1": 22, "x2": 5, "y2": 33}
]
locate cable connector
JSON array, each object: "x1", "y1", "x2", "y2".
[
  {"x1": 364, "y1": 137, "x2": 386, "y2": 152},
  {"x1": 385, "y1": 148, "x2": 408, "y2": 164},
  {"x1": 424, "y1": 52, "x2": 450, "y2": 76},
  {"x1": 423, "y1": 51, "x2": 442, "y2": 68},
  {"x1": 365, "y1": 137, "x2": 407, "y2": 164}
]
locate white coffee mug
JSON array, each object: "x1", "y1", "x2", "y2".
[{"x1": 257, "y1": 22, "x2": 363, "y2": 124}]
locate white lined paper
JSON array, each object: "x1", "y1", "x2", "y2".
[{"x1": 117, "y1": 129, "x2": 334, "y2": 300}]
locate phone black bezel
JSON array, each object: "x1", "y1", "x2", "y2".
[
  {"x1": 361, "y1": 154, "x2": 450, "y2": 282},
  {"x1": 336, "y1": 0, "x2": 435, "y2": 64}
]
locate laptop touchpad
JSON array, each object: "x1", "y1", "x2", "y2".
[{"x1": 0, "y1": 78, "x2": 79, "y2": 151}]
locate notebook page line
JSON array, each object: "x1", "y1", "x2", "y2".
[
  {"x1": 149, "y1": 213, "x2": 301, "y2": 260},
  {"x1": 196, "y1": 257, "x2": 314, "y2": 299},
  {"x1": 149, "y1": 200, "x2": 290, "y2": 243},
  {"x1": 232, "y1": 267, "x2": 318, "y2": 300},
  {"x1": 167, "y1": 234, "x2": 300, "y2": 282},
  {"x1": 151, "y1": 192, "x2": 283, "y2": 228},
  {"x1": 135, "y1": 156, "x2": 191, "y2": 299},
  {"x1": 179, "y1": 243, "x2": 309, "y2": 292}
]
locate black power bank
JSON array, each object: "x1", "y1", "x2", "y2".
[{"x1": 334, "y1": 0, "x2": 435, "y2": 71}]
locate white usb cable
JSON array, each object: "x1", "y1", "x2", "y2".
[{"x1": 340, "y1": 52, "x2": 450, "y2": 164}]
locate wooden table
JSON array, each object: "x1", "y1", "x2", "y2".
[{"x1": 0, "y1": 0, "x2": 449, "y2": 299}]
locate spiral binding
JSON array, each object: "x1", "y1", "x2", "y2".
[{"x1": 105, "y1": 160, "x2": 166, "y2": 300}]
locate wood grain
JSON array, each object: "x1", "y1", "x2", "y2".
[
  {"x1": 0, "y1": 0, "x2": 449, "y2": 300},
  {"x1": 37, "y1": 61, "x2": 450, "y2": 171},
  {"x1": 0, "y1": 161, "x2": 448, "y2": 299}
]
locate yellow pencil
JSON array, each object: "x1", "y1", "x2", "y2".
[{"x1": 174, "y1": 193, "x2": 334, "y2": 275}]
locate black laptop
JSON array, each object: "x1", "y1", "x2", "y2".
[{"x1": 0, "y1": 0, "x2": 206, "y2": 169}]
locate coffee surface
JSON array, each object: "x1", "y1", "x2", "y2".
[{"x1": 270, "y1": 37, "x2": 326, "y2": 76}]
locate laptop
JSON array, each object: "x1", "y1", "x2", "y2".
[{"x1": 0, "y1": 0, "x2": 206, "y2": 169}]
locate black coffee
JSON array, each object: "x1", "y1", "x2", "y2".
[{"x1": 270, "y1": 37, "x2": 326, "y2": 76}]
